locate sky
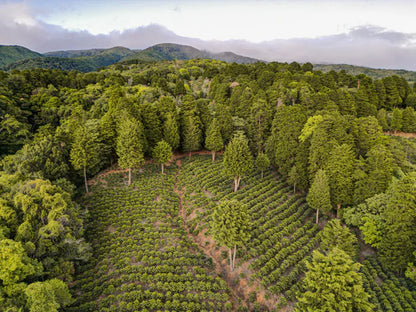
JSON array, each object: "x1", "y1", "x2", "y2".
[{"x1": 1, "y1": 0, "x2": 416, "y2": 70}]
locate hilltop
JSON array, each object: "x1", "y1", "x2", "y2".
[{"x1": 121, "y1": 43, "x2": 260, "y2": 64}]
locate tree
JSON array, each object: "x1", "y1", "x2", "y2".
[
  {"x1": 223, "y1": 132, "x2": 253, "y2": 192},
  {"x1": 116, "y1": 113, "x2": 145, "y2": 185},
  {"x1": 152, "y1": 140, "x2": 172, "y2": 174},
  {"x1": 25, "y1": 279, "x2": 72, "y2": 312},
  {"x1": 378, "y1": 173, "x2": 416, "y2": 271},
  {"x1": 205, "y1": 118, "x2": 223, "y2": 162},
  {"x1": 210, "y1": 200, "x2": 251, "y2": 271},
  {"x1": 182, "y1": 115, "x2": 202, "y2": 159},
  {"x1": 390, "y1": 108, "x2": 402, "y2": 133},
  {"x1": 0, "y1": 239, "x2": 39, "y2": 286},
  {"x1": 255, "y1": 152, "x2": 270, "y2": 179},
  {"x1": 295, "y1": 248, "x2": 373, "y2": 312},
  {"x1": 319, "y1": 219, "x2": 359, "y2": 260},
  {"x1": 326, "y1": 144, "x2": 355, "y2": 216},
  {"x1": 163, "y1": 113, "x2": 180, "y2": 150},
  {"x1": 69, "y1": 121, "x2": 101, "y2": 193},
  {"x1": 307, "y1": 169, "x2": 331, "y2": 224}
]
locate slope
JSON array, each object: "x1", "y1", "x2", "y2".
[
  {"x1": 2, "y1": 47, "x2": 135, "y2": 72},
  {"x1": 0, "y1": 45, "x2": 42, "y2": 67},
  {"x1": 121, "y1": 43, "x2": 260, "y2": 64},
  {"x1": 314, "y1": 63, "x2": 416, "y2": 83}
]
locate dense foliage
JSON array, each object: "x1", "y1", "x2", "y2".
[{"x1": 1, "y1": 56, "x2": 416, "y2": 311}]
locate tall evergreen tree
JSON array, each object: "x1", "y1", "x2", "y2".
[
  {"x1": 307, "y1": 169, "x2": 332, "y2": 224},
  {"x1": 182, "y1": 115, "x2": 202, "y2": 159},
  {"x1": 152, "y1": 140, "x2": 172, "y2": 174},
  {"x1": 210, "y1": 200, "x2": 251, "y2": 271},
  {"x1": 255, "y1": 152, "x2": 270, "y2": 179},
  {"x1": 163, "y1": 113, "x2": 180, "y2": 150},
  {"x1": 391, "y1": 108, "x2": 402, "y2": 133},
  {"x1": 296, "y1": 248, "x2": 373, "y2": 312},
  {"x1": 326, "y1": 143, "x2": 355, "y2": 216},
  {"x1": 205, "y1": 118, "x2": 223, "y2": 162},
  {"x1": 116, "y1": 113, "x2": 145, "y2": 185},
  {"x1": 70, "y1": 121, "x2": 101, "y2": 193},
  {"x1": 319, "y1": 219, "x2": 359, "y2": 260},
  {"x1": 223, "y1": 132, "x2": 253, "y2": 192}
]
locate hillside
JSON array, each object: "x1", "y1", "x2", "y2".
[
  {"x1": 0, "y1": 45, "x2": 42, "y2": 67},
  {"x1": 44, "y1": 46, "x2": 133, "y2": 58},
  {"x1": 2, "y1": 46, "x2": 135, "y2": 72},
  {"x1": 121, "y1": 43, "x2": 260, "y2": 64},
  {"x1": 314, "y1": 63, "x2": 416, "y2": 83}
]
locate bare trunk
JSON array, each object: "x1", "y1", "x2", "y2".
[
  {"x1": 234, "y1": 176, "x2": 241, "y2": 192},
  {"x1": 161, "y1": 163, "x2": 164, "y2": 175},
  {"x1": 189, "y1": 151, "x2": 192, "y2": 160},
  {"x1": 84, "y1": 165, "x2": 89, "y2": 194},
  {"x1": 293, "y1": 183, "x2": 296, "y2": 194},
  {"x1": 337, "y1": 203, "x2": 341, "y2": 218},
  {"x1": 261, "y1": 170, "x2": 264, "y2": 180},
  {"x1": 212, "y1": 151, "x2": 215, "y2": 162},
  {"x1": 128, "y1": 168, "x2": 131, "y2": 185},
  {"x1": 232, "y1": 245, "x2": 237, "y2": 271},
  {"x1": 229, "y1": 248, "x2": 233, "y2": 271},
  {"x1": 316, "y1": 208, "x2": 319, "y2": 224}
]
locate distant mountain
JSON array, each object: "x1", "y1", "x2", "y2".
[
  {"x1": 121, "y1": 43, "x2": 260, "y2": 64},
  {"x1": 45, "y1": 46, "x2": 133, "y2": 59},
  {"x1": 314, "y1": 63, "x2": 416, "y2": 83},
  {"x1": 0, "y1": 45, "x2": 42, "y2": 67},
  {"x1": 2, "y1": 47, "x2": 136, "y2": 72}
]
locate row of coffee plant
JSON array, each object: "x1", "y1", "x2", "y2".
[
  {"x1": 68, "y1": 164, "x2": 231, "y2": 312},
  {"x1": 177, "y1": 155, "x2": 321, "y2": 307},
  {"x1": 361, "y1": 257, "x2": 416, "y2": 312}
]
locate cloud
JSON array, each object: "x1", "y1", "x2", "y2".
[{"x1": 0, "y1": 3, "x2": 415, "y2": 70}]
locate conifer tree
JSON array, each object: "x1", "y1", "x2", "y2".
[
  {"x1": 326, "y1": 143, "x2": 355, "y2": 217},
  {"x1": 307, "y1": 169, "x2": 332, "y2": 224},
  {"x1": 320, "y1": 219, "x2": 359, "y2": 260},
  {"x1": 223, "y1": 132, "x2": 253, "y2": 192},
  {"x1": 183, "y1": 115, "x2": 202, "y2": 159},
  {"x1": 163, "y1": 113, "x2": 180, "y2": 150},
  {"x1": 210, "y1": 200, "x2": 251, "y2": 271},
  {"x1": 255, "y1": 152, "x2": 270, "y2": 179},
  {"x1": 70, "y1": 122, "x2": 101, "y2": 193},
  {"x1": 205, "y1": 118, "x2": 223, "y2": 162},
  {"x1": 116, "y1": 113, "x2": 145, "y2": 185},
  {"x1": 152, "y1": 140, "x2": 172, "y2": 174},
  {"x1": 391, "y1": 108, "x2": 402, "y2": 133},
  {"x1": 296, "y1": 248, "x2": 373, "y2": 312}
]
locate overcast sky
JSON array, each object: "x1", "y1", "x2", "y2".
[{"x1": 1, "y1": 0, "x2": 416, "y2": 70}]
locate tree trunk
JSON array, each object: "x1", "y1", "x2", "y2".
[
  {"x1": 293, "y1": 183, "x2": 296, "y2": 194},
  {"x1": 261, "y1": 170, "x2": 264, "y2": 180},
  {"x1": 161, "y1": 163, "x2": 164, "y2": 175},
  {"x1": 337, "y1": 203, "x2": 341, "y2": 218},
  {"x1": 128, "y1": 168, "x2": 131, "y2": 186},
  {"x1": 316, "y1": 208, "x2": 319, "y2": 224},
  {"x1": 229, "y1": 248, "x2": 233, "y2": 271},
  {"x1": 84, "y1": 165, "x2": 89, "y2": 194},
  {"x1": 212, "y1": 150, "x2": 215, "y2": 162},
  {"x1": 232, "y1": 245, "x2": 237, "y2": 271},
  {"x1": 189, "y1": 151, "x2": 192, "y2": 160},
  {"x1": 234, "y1": 176, "x2": 241, "y2": 192}
]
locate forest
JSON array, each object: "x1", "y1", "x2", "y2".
[{"x1": 1, "y1": 58, "x2": 416, "y2": 311}]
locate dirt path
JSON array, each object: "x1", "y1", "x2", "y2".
[
  {"x1": 173, "y1": 159, "x2": 280, "y2": 311},
  {"x1": 384, "y1": 131, "x2": 416, "y2": 138}
]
